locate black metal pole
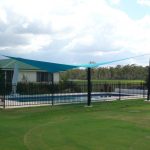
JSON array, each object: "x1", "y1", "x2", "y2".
[
  {"x1": 3, "y1": 91, "x2": 5, "y2": 109},
  {"x1": 147, "y1": 59, "x2": 150, "y2": 100},
  {"x1": 4, "y1": 71, "x2": 6, "y2": 89},
  {"x1": 3, "y1": 71, "x2": 6, "y2": 109},
  {"x1": 118, "y1": 82, "x2": 121, "y2": 100},
  {"x1": 142, "y1": 82, "x2": 145, "y2": 99},
  {"x1": 87, "y1": 67, "x2": 92, "y2": 106},
  {"x1": 51, "y1": 73, "x2": 54, "y2": 106}
]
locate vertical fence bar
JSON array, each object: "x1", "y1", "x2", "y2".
[
  {"x1": 118, "y1": 82, "x2": 121, "y2": 100},
  {"x1": 147, "y1": 59, "x2": 150, "y2": 100},
  {"x1": 3, "y1": 88, "x2": 5, "y2": 109},
  {"x1": 142, "y1": 82, "x2": 145, "y2": 99},
  {"x1": 4, "y1": 78, "x2": 6, "y2": 109},
  {"x1": 51, "y1": 73, "x2": 54, "y2": 106}
]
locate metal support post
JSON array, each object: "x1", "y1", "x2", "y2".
[
  {"x1": 87, "y1": 68, "x2": 92, "y2": 106},
  {"x1": 118, "y1": 82, "x2": 121, "y2": 100},
  {"x1": 147, "y1": 59, "x2": 150, "y2": 100},
  {"x1": 51, "y1": 73, "x2": 54, "y2": 105}
]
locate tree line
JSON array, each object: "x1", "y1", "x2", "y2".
[
  {"x1": 0, "y1": 64, "x2": 149, "y2": 82},
  {"x1": 60, "y1": 64, "x2": 149, "y2": 81}
]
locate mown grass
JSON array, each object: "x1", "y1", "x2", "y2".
[
  {"x1": 1, "y1": 99, "x2": 150, "y2": 150},
  {"x1": 73, "y1": 79, "x2": 144, "y2": 84}
]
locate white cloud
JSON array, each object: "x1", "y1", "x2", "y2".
[
  {"x1": 0, "y1": 7, "x2": 7, "y2": 23},
  {"x1": 0, "y1": 0, "x2": 150, "y2": 65},
  {"x1": 16, "y1": 34, "x2": 53, "y2": 54},
  {"x1": 137, "y1": 0, "x2": 150, "y2": 6},
  {"x1": 108, "y1": 0, "x2": 121, "y2": 5}
]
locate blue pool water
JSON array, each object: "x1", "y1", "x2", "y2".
[{"x1": 6, "y1": 93, "x2": 133, "y2": 102}]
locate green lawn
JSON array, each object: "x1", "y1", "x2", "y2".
[
  {"x1": 73, "y1": 79, "x2": 144, "y2": 84},
  {"x1": 1, "y1": 99, "x2": 150, "y2": 150}
]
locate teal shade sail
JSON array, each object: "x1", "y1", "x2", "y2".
[
  {"x1": 81, "y1": 54, "x2": 149, "y2": 68},
  {"x1": 5, "y1": 56, "x2": 79, "y2": 73},
  {"x1": 4, "y1": 53, "x2": 149, "y2": 73}
]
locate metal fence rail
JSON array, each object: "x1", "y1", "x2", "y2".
[{"x1": 0, "y1": 82, "x2": 147, "y2": 108}]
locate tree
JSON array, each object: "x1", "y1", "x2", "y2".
[{"x1": 60, "y1": 64, "x2": 148, "y2": 81}]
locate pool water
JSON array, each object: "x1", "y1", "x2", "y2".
[{"x1": 6, "y1": 92, "x2": 133, "y2": 102}]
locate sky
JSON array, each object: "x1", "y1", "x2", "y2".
[{"x1": 0, "y1": 0, "x2": 150, "y2": 66}]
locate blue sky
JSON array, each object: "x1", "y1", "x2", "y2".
[
  {"x1": 0, "y1": 0, "x2": 150, "y2": 66},
  {"x1": 116, "y1": 0, "x2": 150, "y2": 19}
]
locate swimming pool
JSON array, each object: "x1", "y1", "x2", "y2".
[
  {"x1": 3, "y1": 92, "x2": 142, "y2": 108},
  {"x1": 5, "y1": 92, "x2": 134, "y2": 102}
]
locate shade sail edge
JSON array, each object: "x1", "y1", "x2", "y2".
[{"x1": 4, "y1": 56, "x2": 79, "y2": 73}]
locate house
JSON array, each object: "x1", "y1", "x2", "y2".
[{"x1": 0, "y1": 59, "x2": 59, "y2": 83}]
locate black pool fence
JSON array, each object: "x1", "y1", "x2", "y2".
[{"x1": 0, "y1": 81, "x2": 148, "y2": 108}]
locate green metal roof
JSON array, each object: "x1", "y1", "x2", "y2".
[{"x1": 0, "y1": 59, "x2": 40, "y2": 70}]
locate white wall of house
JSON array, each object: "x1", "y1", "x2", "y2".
[
  {"x1": 19, "y1": 71, "x2": 36, "y2": 82},
  {"x1": 53, "y1": 73, "x2": 59, "y2": 83},
  {"x1": 17, "y1": 71, "x2": 59, "y2": 83}
]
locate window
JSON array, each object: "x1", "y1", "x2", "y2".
[
  {"x1": 1, "y1": 70, "x2": 13, "y2": 83},
  {"x1": 36, "y1": 72, "x2": 53, "y2": 82},
  {"x1": 6, "y1": 71, "x2": 13, "y2": 83}
]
